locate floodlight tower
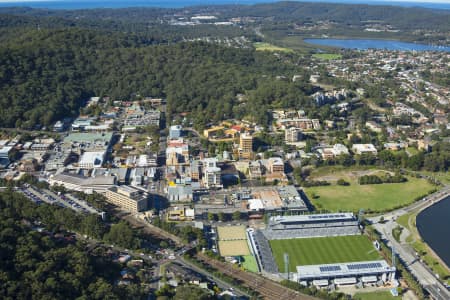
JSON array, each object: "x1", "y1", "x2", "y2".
[
  {"x1": 358, "y1": 209, "x2": 365, "y2": 224},
  {"x1": 392, "y1": 246, "x2": 396, "y2": 267},
  {"x1": 284, "y1": 253, "x2": 290, "y2": 280}
]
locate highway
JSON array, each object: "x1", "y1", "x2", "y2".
[{"x1": 370, "y1": 187, "x2": 450, "y2": 300}]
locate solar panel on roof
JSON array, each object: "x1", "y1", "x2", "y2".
[
  {"x1": 319, "y1": 265, "x2": 341, "y2": 272},
  {"x1": 347, "y1": 262, "x2": 382, "y2": 270}
]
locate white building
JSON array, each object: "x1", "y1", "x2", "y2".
[
  {"x1": 169, "y1": 125, "x2": 182, "y2": 139},
  {"x1": 78, "y1": 151, "x2": 105, "y2": 169},
  {"x1": 331, "y1": 144, "x2": 349, "y2": 156},
  {"x1": 352, "y1": 144, "x2": 378, "y2": 155},
  {"x1": 49, "y1": 172, "x2": 116, "y2": 194},
  {"x1": 203, "y1": 158, "x2": 222, "y2": 188},
  {"x1": 296, "y1": 260, "x2": 396, "y2": 285}
]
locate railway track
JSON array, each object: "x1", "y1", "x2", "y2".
[{"x1": 197, "y1": 253, "x2": 316, "y2": 300}]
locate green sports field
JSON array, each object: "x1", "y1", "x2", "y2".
[
  {"x1": 241, "y1": 255, "x2": 259, "y2": 273},
  {"x1": 312, "y1": 53, "x2": 342, "y2": 60},
  {"x1": 269, "y1": 235, "x2": 381, "y2": 271}
]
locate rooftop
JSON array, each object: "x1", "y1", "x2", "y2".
[
  {"x1": 296, "y1": 260, "x2": 395, "y2": 280},
  {"x1": 271, "y1": 213, "x2": 356, "y2": 224}
]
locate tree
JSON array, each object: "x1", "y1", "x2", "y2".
[
  {"x1": 336, "y1": 178, "x2": 350, "y2": 186},
  {"x1": 218, "y1": 212, "x2": 225, "y2": 222},
  {"x1": 173, "y1": 285, "x2": 212, "y2": 300},
  {"x1": 104, "y1": 221, "x2": 139, "y2": 249},
  {"x1": 232, "y1": 211, "x2": 241, "y2": 221},
  {"x1": 207, "y1": 212, "x2": 215, "y2": 222}
]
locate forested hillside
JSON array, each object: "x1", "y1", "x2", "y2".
[
  {"x1": 2, "y1": 2, "x2": 449, "y2": 32},
  {"x1": 0, "y1": 25, "x2": 312, "y2": 129},
  {"x1": 0, "y1": 190, "x2": 145, "y2": 299}
]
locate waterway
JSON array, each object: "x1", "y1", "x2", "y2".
[
  {"x1": 416, "y1": 196, "x2": 450, "y2": 268},
  {"x1": 304, "y1": 38, "x2": 450, "y2": 52}
]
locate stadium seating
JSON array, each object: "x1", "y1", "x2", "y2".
[{"x1": 251, "y1": 230, "x2": 279, "y2": 273}]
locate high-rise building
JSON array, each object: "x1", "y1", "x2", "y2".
[
  {"x1": 285, "y1": 127, "x2": 303, "y2": 143},
  {"x1": 203, "y1": 158, "x2": 222, "y2": 188},
  {"x1": 239, "y1": 133, "x2": 253, "y2": 159}
]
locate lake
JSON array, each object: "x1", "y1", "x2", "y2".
[
  {"x1": 416, "y1": 196, "x2": 450, "y2": 268},
  {"x1": 304, "y1": 38, "x2": 450, "y2": 52}
]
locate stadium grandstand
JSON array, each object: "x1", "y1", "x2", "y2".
[
  {"x1": 296, "y1": 260, "x2": 396, "y2": 287},
  {"x1": 262, "y1": 213, "x2": 360, "y2": 240},
  {"x1": 247, "y1": 228, "x2": 278, "y2": 274}
]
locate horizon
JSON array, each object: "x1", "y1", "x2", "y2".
[{"x1": 0, "y1": 0, "x2": 450, "y2": 4}]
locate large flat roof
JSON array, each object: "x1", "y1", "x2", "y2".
[
  {"x1": 64, "y1": 132, "x2": 113, "y2": 144},
  {"x1": 271, "y1": 213, "x2": 355, "y2": 224},
  {"x1": 297, "y1": 260, "x2": 394, "y2": 280}
]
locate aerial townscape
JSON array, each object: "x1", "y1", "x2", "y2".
[{"x1": 0, "y1": 0, "x2": 449, "y2": 300}]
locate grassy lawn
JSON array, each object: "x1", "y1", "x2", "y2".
[
  {"x1": 312, "y1": 53, "x2": 342, "y2": 60},
  {"x1": 305, "y1": 177, "x2": 436, "y2": 213},
  {"x1": 241, "y1": 255, "x2": 258, "y2": 273},
  {"x1": 253, "y1": 42, "x2": 293, "y2": 52},
  {"x1": 406, "y1": 147, "x2": 419, "y2": 156},
  {"x1": 269, "y1": 235, "x2": 380, "y2": 270},
  {"x1": 353, "y1": 291, "x2": 398, "y2": 300}
]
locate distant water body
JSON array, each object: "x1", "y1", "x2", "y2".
[
  {"x1": 304, "y1": 38, "x2": 450, "y2": 52},
  {"x1": 0, "y1": 0, "x2": 450, "y2": 10},
  {"x1": 417, "y1": 196, "x2": 450, "y2": 268}
]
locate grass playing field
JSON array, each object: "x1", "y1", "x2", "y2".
[
  {"x1": 353, "y1": 291, "x2": 398, "y2": 300},
  {"x1": 218, "y1": 240, "x2": 250, "y2": 257},
  {"x1": 217, "y1": 225, "x2": 247, "y2": 240},
  {"x1": 269, "y1": 235, "x2": 381, "y2": 271},
  {"x1": 241, "y1": 255, "x2": 259, "y2": 273},
  {"x1": 305, "y1": 176, "x2": 435, "y2": 212},
  {"x1": 253, "y1": 42, "x2": 293, "y2": 52},
  {"x1": 312, "y1": 53, "x2": 342, "y2": 60}
]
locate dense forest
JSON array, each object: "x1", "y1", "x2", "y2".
[
  {"x1": 0, "y1": 23, "x2": 313, "y2": 129},
  {"x1": 0, "y1": 189, "x2": 146, "y2": 299}
]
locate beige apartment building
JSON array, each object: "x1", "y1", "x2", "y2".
[{"x1": 106, "y1": 186, "x2": 148, "y2": 212}]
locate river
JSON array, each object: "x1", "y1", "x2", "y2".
[
  {"x1": 304, "y1": 38, "x2": 450, "y2": 52},
  {"x1": 416, "y1": 196, "x2": 450, "y2": 268}
]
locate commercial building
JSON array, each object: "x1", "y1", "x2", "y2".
[
  {"x1": 63, "y1": 132, "x2": 113, "y2": 153},
  {"x1": 285, "y1": 127, "x2": 303, "y2": 143},
  {"x1": 0, "y1": 146, "x2": 13, "y2": 168},
  {"x1": 203, "y1": 158, "x2": 222, "y2": 188},
  {"x1": 239, "y1": 133, "x2": 253, "y2": 159},
  {"x1": 167, "y1": 185, "x2": 194, "y2": 202},
  {"x1": 166, "y1": 139, "x2": 189, "y2": 166},
  {"x1": 49, "y1": 172, "x2": 116, "y2": 194},
  {"x1": 105, "y1": 186, "x2": 149, "y2": 212},
  {"x1": 167, "y1": 207, "x2": 195, "y2": 221},
  {"x1": 352, "y1": 144, "x2": 378, "y2": 155},
  {"x1": 78, "y1": 151, "x2": 105, "y2": 169},
  {"x1": 248, "y1": 186, "x2": 308, "y2": 215},
  {"x1": 169, "y1": 125, "x2": 182, "y2": 139},
  {"x1": 268, "y1": 157, "x2": 284, "y2": 173}
]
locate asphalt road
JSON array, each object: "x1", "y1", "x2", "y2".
[{"x1": 370, "y1": 187, "x2": 450, "y2": 300}]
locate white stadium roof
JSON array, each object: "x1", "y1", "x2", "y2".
[
  {"x1": 271, "y1": 213, "x2": 356, "y2": 224},
  {"x1": 297, "y1": 260, "x2": 395, "y2": 281}
]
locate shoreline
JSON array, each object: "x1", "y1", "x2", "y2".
[{"x1": 415, "y1": 195, "x2": 450, "y2": 274}]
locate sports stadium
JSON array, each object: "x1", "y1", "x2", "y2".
[{"x1": 247, "y1": 213, "x2": 396, "y2": 287}]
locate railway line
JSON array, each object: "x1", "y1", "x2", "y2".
[{"x1": 197, "y1": 252, "x2": 316, "y2": 300}]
